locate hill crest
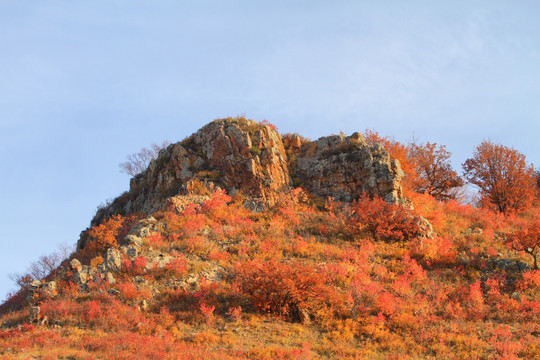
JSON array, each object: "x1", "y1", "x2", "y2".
[{"x1": 91, "y1": 117, "x2": 406, "y2": 229}]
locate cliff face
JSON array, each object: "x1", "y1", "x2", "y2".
[
  {"x1": 90, "y1": 118, "x2": 407, "y2": 229},
  {"x1": 292, "y1": 133, "x2": 405, "y2": 204}
]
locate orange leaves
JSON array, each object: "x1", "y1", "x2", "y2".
[
  {"x1": 201, "y1": 189, "x2": 231, "y2": 215},
  {"x1": 349, "y1": 194, "x2": 423, "y2": 242},
  {"x1": 408, "y1": 142, "x2": 464, "y2": 200},
  {"x1": 164, "y1": 255, "x2": 187, "y2": 277},
  {"x1": 463, "y1": 140, "x2": 536, "y2": 214},
  {"x1": 234, "y1": 259, "x2": 341, "y2": 322},
  {"x1": 86, "y1": 215, "x2": 125, "y2": 254},
  {"x1": 504, "y1": 211, "x2": 540, "y2": 269}
]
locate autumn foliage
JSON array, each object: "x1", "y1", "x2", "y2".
[
  {"x1": 2, "y1": 132, "x2": 540, "y2": 359},
  {"x1": 463, "y1": 140, "x2": 536, "y2": 213},
  {"x1": 234, "y1": 259, "x2": 343, "y2": 321},
  {"x1": 86, "y1": 214, "x2": 125, "y2": 254},
  {"x1": 505, "y1": 212, "x2": 540, "y2": 269},
  {"x1": 409, "y1": 142, "x2": 464, "y2": 200},
  {"x1": 349, "y1": 194, "x2": 423, "y2": 242}
]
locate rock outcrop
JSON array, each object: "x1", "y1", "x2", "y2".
[
  {"x1": 89, "y1": 117, "x2": 408, "y2": 231},
  {"x1": 291, "y1": 132, "x2": 406, "y2": 205}
]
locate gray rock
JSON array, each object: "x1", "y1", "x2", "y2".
[
  {"x1": 70, "y1": 259, "x2": 82, "y2": 272},
  {"x1": 125, "y1": 234, "x2": 143, "y2": 248},
  {"x1": 134, "y1": 276, "x2": 147, "y2": 285},
  {"x1": 126, "y1": 246, "x2": 138, "y2": 258},
  {"x1": 29, "y1": 306, "x2": 41, "y2": 322},
  {"x1": 106, "y1": 272, "x2": 116, "y2": 284},
  {"x1": 108, "y1": 288, "x2": 120, "y2": 296},
  {"x1": 44, "y1": 281, "x2": 57, "y2": 296},
  {"x1": 106, "y1": 248, "x2": 122, "y2": 272},
  {"x1": 73, "y1": 269, "x2": 88, "y2": 285}
]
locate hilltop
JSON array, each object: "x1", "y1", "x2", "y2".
[{"x1": 1, "y1": 118, "x2": 538, "y2": 359}]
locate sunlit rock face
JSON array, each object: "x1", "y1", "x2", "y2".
[
  {"x1": 90, "y1": 118, "x2": 407, "y2": 229},
  {"x1": 292, "y1": 132, "x2": 406, "y2": 205}
]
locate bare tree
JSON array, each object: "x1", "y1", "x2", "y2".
[
  {"x1": 9, "y1": 243, "x2": 74, "y2": 288},
  {"x1": 119, "y1": 140, "x2": 171, "y2": 176}
]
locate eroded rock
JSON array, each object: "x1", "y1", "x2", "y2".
[
  {"x1": 106, "y1": 248, "x2": 122, "y2": 272},
  {"x1": 86, "y1": 118, "x2": 408, "y2": 231}
]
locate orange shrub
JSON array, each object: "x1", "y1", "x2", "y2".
[
  {"x1": 234, "y1": 259, "x2": 343, "y2": 322},
  {"x1": 86, "y1": 215, "x2": 125, "y2": 254},
  {"x1": 349, "y1": 195, "x2": 422, "y2": 242}
]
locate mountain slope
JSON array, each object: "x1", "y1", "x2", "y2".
[{"x1": 1, "y1": 118, "x2": 538, "y2": 360}]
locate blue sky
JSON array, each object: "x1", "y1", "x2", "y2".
[{"x1": 1, "y1": 1, "x2": 539, "y2": 299}]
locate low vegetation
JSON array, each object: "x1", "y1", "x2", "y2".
[{"x1": 1, "y1": 125, "x2": 539, "y2": 359}]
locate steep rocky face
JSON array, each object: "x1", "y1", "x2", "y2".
[
  {"x1": 91, "y1": 118, "x2": 290, "y2": 225},
  {"x1": 192, "y1": 119, "x2": 290, "y2": 202},
  {"x1": 291, "y1": 132, "x2": 406, "y2": 205},
  {"x1": 91, "y1": 118, "x2": 408, "y2": 229}
]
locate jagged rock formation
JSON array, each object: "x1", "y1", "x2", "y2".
[
  {"x1": 290, "y1": 132, "x2": 405, "y2": 204},
  {"x1": 90, "y1": 117, "x2": 407, "y2": 231}
]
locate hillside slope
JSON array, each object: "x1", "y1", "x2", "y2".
[{"x1": 1, "y1": 118, "x2": 538, "y2": 360}]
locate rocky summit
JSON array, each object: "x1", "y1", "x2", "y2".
[
  {"x1": 2, "y1": 117, "x2": 538, "y2": 360},
  {"x1": 91, "y1": 117, "x2": 406, "y2": 229}
]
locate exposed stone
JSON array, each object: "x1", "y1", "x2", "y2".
[
  {"x1": 29, "y1": 306, "x2": 41, "y2": 323},
  {"x1": 70, "y1": 259, "x2": 82, "y2": 273},
  {"x1": 134, "y1": 276, "x2": 147, "y2": 285},
  {"x1": 145, "y1": 253, "x2": 173, "y2": 271},
  {"x1": 108, "y1": 288, "x2": 121, "y2": 296},
  {"x1": 87, "y1": 118, "x2": 408, "y2": 228},
  {"x1": 106, "y1": 248, "x2": 122, "y2": 272},
  {"x1": 489, "y1": 258, "x2": 530, "y2": 272},
  {"x1": 124, "y1": 234, "x2": 143, "y2": 248},
  {"x1": 298, "y1": 308, "x2": 311, "y2": 325},
  {"x1": 293, "y1": 133, "x2": 407, "y2": 204},
  {"x1": 106, "y1": 272, "x2": 116, "y2": 284},
  {"x1": 192, "y1": 118, "x2": 290, "y2": 203},
  {"x1": 417, "y1": 217, "x2": 434, "y2": 239},
  {"x1": 139, "y1": 300, "x2": 148, "y2": 312},
  {"x1": 43, "y1": 281, "x2": 57, "y2": 297},
  {"x1": 73, "y1": 267, "x2": 88, "y2": 285},
  {"x1": 126, "y1": 246, "x2": 138, "y2": 258}
]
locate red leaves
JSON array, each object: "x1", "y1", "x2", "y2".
[
  {"x1": 505, "y1": 213, "x2": 540, "y2": 269},
  {"x1": 234, "y1": 259, "x2": 340, "y2": 321},
  {"x1": 463, "y1": 140, "x2": 536, "y2": 214},
  {"x1": 349, "y1": 194, "x2": 423, "y2": 242},
  {"x1": 259, "y1": 119, "x2": 278, "y2": 131},
  {"x1": 164, "y1": 255, "x2": 187, "y2": 277}
]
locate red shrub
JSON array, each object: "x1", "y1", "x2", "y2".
[
  {"x1": 164, "y1": 255, "x2": 187, "y2": 277},
  {"x1": 349, "y1": 195, "x2": 422, "y2": 242},
  {"x1": 234, "y1": 259, "x2": 342, "y2": 321}
]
